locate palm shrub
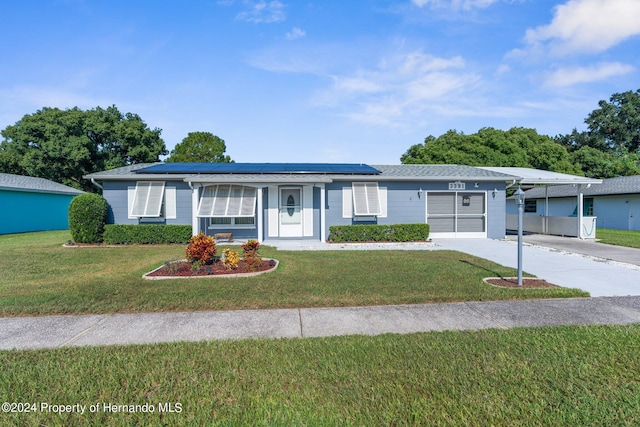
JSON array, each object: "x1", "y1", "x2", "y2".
[{"x1": 68, "y1": 193, "x2": 108, "y2": 243}]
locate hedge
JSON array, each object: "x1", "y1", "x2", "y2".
[
  {"x1": 328, "y1": 223, "x2": 430, "y2": 243},
  {"x1": 102, "y1": 224, "x2": 193, "y2": 245},
  {"x1": 68, "y1": 193, "x2": 108, "y2": 244}
]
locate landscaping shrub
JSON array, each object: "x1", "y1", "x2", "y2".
[
  {"x1": 242, "y1": 239, "x2": 262, "y2": 272},
  {"x1": 328, "y1": 223, "x2": 430, "y2": 243},
  {"x1": 103, "y1": 224, "x2": 192, "y2": 244},
  {"x1": 222, "y1": 248, "x2": 240, "y2": 270},
  {"x1": 68, "y1": 193, "x2": 108, "y2": 243},
  {"x1": 186, "y1": 233, "x2": 217, "y2": 264},
  {"x1": 242, "y1": 239, "x2": 260, "y2": 257}
]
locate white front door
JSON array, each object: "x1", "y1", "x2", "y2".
[{"x1": 279, "y1": 188, "x2": 303, "y2": 237}]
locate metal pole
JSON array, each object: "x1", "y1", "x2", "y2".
[
  {"x1": 517, "y1": 191, "x2": 523, "y2": 286},
  {"x1": 518, "y1": 201, "x2": 523, "y2": 285}
]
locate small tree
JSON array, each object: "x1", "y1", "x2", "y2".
[
  {"x1": 167, "y1": 132, "x2": 232, "y2": 163},
  {"x1": 68, "y1": 193, "x2": 108, "y2": 243}
]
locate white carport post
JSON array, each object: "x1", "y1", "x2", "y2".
[
  {"x1": 577, "y1": 184, "x2": 591, "y2": 239},
  {"x1": 191, "y1": 183, "x2": 200, "y2": 236},
  {"x1": 544, "y1": 186, "x2": 549, "y2": 235},
  {"x1": 256, "y1": 187, "x2": 263, "y2": 243},
  {"x1": 319, "y1": 183, "x2": 326, "y2": 242}
]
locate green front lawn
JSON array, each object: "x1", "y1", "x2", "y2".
[
  {"x1": 597, "y1": 228, "x2": 640, "y2": 249},
  {"x1": 2, "y1": 325, "x2": 639, "y2": 425},
  {"x1": 0, "y1": 231, "x2": 587, "y2": 317}
]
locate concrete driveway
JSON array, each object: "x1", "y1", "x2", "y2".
[{"x1": 433, "y1": 237, "x2": 640, "y2": 297}]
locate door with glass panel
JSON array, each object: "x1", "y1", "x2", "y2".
[{"x1": 279, "y1": 188, "x2": 303, "y2": 237}]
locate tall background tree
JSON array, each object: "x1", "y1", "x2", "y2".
[
  {"x1": 401, "y1": 127, "x2": 581, "y2": 175},
  {"x1": 555, "y1": 89, "x2": 640, "y2": 177},
  {"x1": 0, "y1": 105, "x2": 167, "y2": 191},
  {"x1": 402, "y1": 89, "x2": 640, "y2": 179},
  {"x1": 166, "y1": 132, "x2": 232, "y2": 163}
]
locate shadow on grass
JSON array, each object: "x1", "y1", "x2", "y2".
[{"x1": 458, "y1": 259, "x2": 513, "y2": 279}]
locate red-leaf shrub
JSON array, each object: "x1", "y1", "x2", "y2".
[
  {"x1": 186, "y1": 233, "x2": 217, "y2": 264},
  {"x1": 242, "y1": 239, "x2": 260, "y2": 257}
]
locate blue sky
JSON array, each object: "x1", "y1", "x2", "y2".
[{"x1": 1, "y1": 0, "x2": 639, "y2": 164}]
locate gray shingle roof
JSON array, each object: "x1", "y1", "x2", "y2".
[
  {"x1": 524, "y1": 175, "x2": 640, "y2": 199},
  {"x1": 370, "y1": 164, "x2": 518, "y2": 180},
  {"x1": 85, "y1": 163, "x2": 520, "y2": 182},
  {"x1": 84, "y1": 163, "x2": 161, "y2": 179},
  {"x1": 0, "y1": 173, "x2": 84, "y2": 195}
]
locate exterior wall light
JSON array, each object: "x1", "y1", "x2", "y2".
[{"x1": 418, "y1": 188, "x2": 423, "y2": 199}]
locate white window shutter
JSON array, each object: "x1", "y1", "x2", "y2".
[
  {"x1": 352, "y1": 182, "x2": 381, "y2": 216},
  {"x1": 128, "y1": 186, "x2": 136, "y2": 219},
  {"x1": 379, "y1": 186, "x2": 387, "y2": 218},
  {"x1": 352, "y1": 182, "x2": 368, "y2": 216},
  {"x1": 197, "y1": 186, "x2": 215, "y2": 217},
  {"x1": 240, "y1": 187, "x2": 257, "y2": 216},
  {"x1": 365, "y1": 183, "x2": 382, "y2": 215},
  {"x1": 212, "y1": 185, "x2": 230, "y2": 216},
  {"x1": 130, "y1": 181, "x2": 165, "y2": 217},
  {"x1": 145, "y1": 182, "x2": 165, "y2": 217},
  {"x1": 165, "y1": 187, "x2": 177, "y2": 219},
  {"x1": 342, "y1": 187, "x2": 353, "y2": 218}
]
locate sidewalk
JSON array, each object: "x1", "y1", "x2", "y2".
[{"x1": 2, "y1": 297, "x2": 640, "y2": 350}]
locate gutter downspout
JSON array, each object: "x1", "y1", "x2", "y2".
[{"x1": 90, "y1": 178, "x2": 103, "y2": 190}]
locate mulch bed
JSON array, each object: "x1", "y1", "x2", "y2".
[
  {"x1": 147, "y1": 259, "x2": 276, "y2": 277},
  {"x1": 484, "y1": 277, "x2": 559, "y2": 288}
]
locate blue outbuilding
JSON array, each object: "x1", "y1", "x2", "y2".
[{"x1": 0, "y1": 173, "x2": 84, "y2": 235}]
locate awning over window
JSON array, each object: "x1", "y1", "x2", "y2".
[
  {"x1": 352, "y1": 182, "x2": 382, "y2": 216},
  {"x1": 130, "y1": 181, "x2": 165, "y2": 217},
  {"x1": 198, "y1": 185, "x2": 256, "y2": 217}
]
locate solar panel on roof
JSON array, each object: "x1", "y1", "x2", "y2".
[{"x1": 134, "y1": 163, "x2": 381, "y2": 175}]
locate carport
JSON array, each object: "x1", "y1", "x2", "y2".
[{"x1": 479, "y1": 167, "x2": 602, "y2": 239}]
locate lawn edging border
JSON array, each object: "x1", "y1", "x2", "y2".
[{"x1": 143, "y1": 258, "x2": 279, "y2": 280}]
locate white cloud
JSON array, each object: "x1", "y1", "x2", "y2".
[
  {"x1": 544, "y1": 62, "x2": 635, "y2": 87},
  {"x1": 236, "y1": 1, "x2": 285, "y2": 24},
  {"x1": 286, "y1": 27, "x2": 306, "y2": 40},
  {"x1": 525, "y1": 0, "x2": 640, "y2": 55},
  {"x1": 411, "y1": 0, "x2": 501, "y2": 11},
  {"x1": 316, "y1": 51, "x2": 481, "y2": 127}
]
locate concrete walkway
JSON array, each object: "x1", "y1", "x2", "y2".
[{"x1": 2, "y1": 297, "x2": 640, "y2": 350}]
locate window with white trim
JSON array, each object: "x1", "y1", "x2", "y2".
[
  {"x1": 129, "y1": 181, "x2": 176, "y2": 219},
  {"x1": 198, "y1": 185, "x2": 257, "y2": 227},
  {"x1": 342, "y1": 183, "x2": 386, "y2": 218},
  {"x1": 131, "y1": 181, "x2": 164, "y2": 217},
  {"x1": 353, "y1": 182, "x2": 382, "y2": 216}
]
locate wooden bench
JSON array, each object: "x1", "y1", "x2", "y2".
[{"x1": 214, "y1": 233, "x2": 233, "y2": 242}]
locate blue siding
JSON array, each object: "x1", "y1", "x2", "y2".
[
  {"x1": 103, "y1": 180, "x2": 192, "y2": 225},
  {"x1": 326, "y1": 181, "x2": 506, "y2": 239},
  {"x1": 0, "y1": 190, "x2": 77, "y2": 234}
]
